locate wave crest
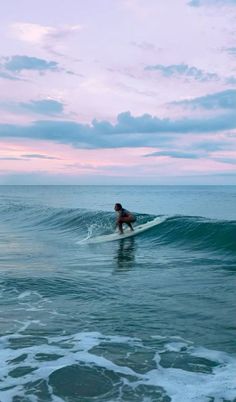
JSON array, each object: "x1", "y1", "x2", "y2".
[{"x1": 1, "y1": 203, "x2": 236, "y2": 254}]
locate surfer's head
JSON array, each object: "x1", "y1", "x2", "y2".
[{"x1": 114, "y1": 203, "x2": 122, "y2": 211}]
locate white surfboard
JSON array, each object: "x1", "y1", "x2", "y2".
[{"x1": 79, "y1": 217, "x2": 165, "y2": 244}]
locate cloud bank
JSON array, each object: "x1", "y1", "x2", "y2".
[{"x1": 0, "y1": 111, "x2": 235, "y2": 149}]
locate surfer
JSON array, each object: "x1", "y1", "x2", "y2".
[{"x1": 114, "y1": 203, "x2": 136, "y2": 235}]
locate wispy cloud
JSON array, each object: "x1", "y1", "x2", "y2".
[
  {"x1": 130, "y1": 41, "x2": 157, "y2": 51},
  {"x1": 0, "y1": 99, "x2": 64, "y2": 116},
  {"x1": 0, "y1": 111, "x2": 235, "y2": 149},
  {"x1": 224, "y1": 47, "x2": 236, "y2": 56},
  {"x1": 171, "y1": 90, "x2": 236, "y2": 110},
  {"x1": 188, "y1": 0, "x2": 236, "y2": 6},
  {"x1": 116, "y1": 82, "x2": 157, "y2": 97},
  {"x1": 0, "y1": 70, "x2": 23, "y2": 81},
  {"x1": 225, "y1": 76, "x2": 236, "y2": 85},
  {"x1": 10, "y1": 22, "x2": 83, "y2": 60},
  {"x1": 21, "y1": 153, "x2": 60, "y2": 160},
  {"x1": 10, "y1": 22, "x2": 83, "y2": 45},
  {"x1": 214, "y1": 157, "x2": 236, "y2": 165},
  {"x1": 144, "y1": 63, "x2": 219, "y2": 82},
  {"x1": 144, "y1": 140, "x2": 236, "y2": 161},
  {"x1": 0, "y1": 156, "x2": 27, "y2": 160},
  {"x1": 144, "y1": 151, "x2": 200, "y2": 159},
  {"x1": 193, "y1": 140, "x2": 230, "y2": 152}
]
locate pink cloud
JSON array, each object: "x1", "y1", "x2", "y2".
[{"x1": 1, "y1": 139, "x2": 235, "y2": 183}]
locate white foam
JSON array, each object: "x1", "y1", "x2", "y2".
[
  {"x1": 0, "y1": 328, "x2": 236, "y2": 402},
  {"x1": 18, "y1": 290, "x2": 33, "y2": 299},
  {"x1": 78, "y1": 217, "x2": 167, "y2": 244},
  {"x1": 165, "y1": 341, "x2": 189, "y2": 352}
]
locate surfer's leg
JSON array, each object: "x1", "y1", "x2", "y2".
[
  {"x1": 126, "y1": 222, "x2": 134, "y2": 231},
  {"x1": 118, "y1": 221, "x2": 124, "y2": 234},
  {"x1": 122, "y1": 217, "x2": 134, "y2": 231}
]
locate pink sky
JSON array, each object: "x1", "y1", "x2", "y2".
[{"x1": 0, "y1": 0, "x2": 236, "y2": 184}]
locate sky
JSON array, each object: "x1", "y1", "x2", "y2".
[{"x1": 0, "y1": 0, "x2": 236, "y2": 184}]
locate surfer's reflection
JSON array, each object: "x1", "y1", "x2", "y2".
[{"x1": 114, "y1": 237, "x2": 136, "y2": 271}]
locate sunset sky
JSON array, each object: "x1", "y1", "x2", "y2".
[{"x1": 1, "y1": 0, "x2": 236, "y2": 184}]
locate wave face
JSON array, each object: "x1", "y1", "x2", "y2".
[
  {"x1": 1, "y1": 202, "x2": 236, "y2": 255},
  {"x1": 151, "y1": 215, "x2": 236, "y2": 254}
]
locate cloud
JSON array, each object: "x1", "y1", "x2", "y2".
[
  {"x1": 0, "y1": 70, "x2": 23, "y2": 81},
  {"x1": 10, "y1": 22, "x2": 83, "y2": 62},
  {"x1": 144, "y1": 151, "x2": 200, "y2": 159},
  {"x1": 116, "y1": 82, "x2": 157, "y2": 97},
  {"x1": 0, "y1": 157, "x2": 27, "y2": 160},
  {"x1": 3, "y1": 55, "x2": 59, "y2": 73},
  {"x1": 10, "y1": 23, "x2": 83, "y2": 45},
  {"x1": 214, "y1": 157, "x2": 236, "y2": 165},
  {"x1": 0, "y1": 111, "x2": 236, "y2": 149},
  {"x1": 0, "y1": 55, "x2": 75, "y2": 79},
  {"x1": 225, "y1": 47, "x2": 236, "y2": 56},
  {"x1": 225, "y1": 76, "x2": 236, "y2": 85},
  {"x1": 130, "y1": 41, "x2": 156, "y2": 51},
  {"x1": 193, "y1": 140, "x2": 229, "y2": 152},
  {"x1": 145, "y1": 63, "x2": 219, "y2": 82},
  {"x1": 188, "y1": 0, "x2": 236, "y2": 6},
  {"x1": 0, "y1": 55, "x2": 59, "y2": 81},
  {"x1": 0, "y1": 99, "x2": 64, "y2": 116},
  {"x1": 172, "y1": 90, "x2": 236, "y2": 110},
  {"x1": 21, "y1": 100, "x2": 64, "y2": 115},
  {"x1": 21, "y1": 153, "x2": 61, "y2": 160}
]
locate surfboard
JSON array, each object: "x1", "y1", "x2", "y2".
[{"x1": 79, "y1": 217, "x2": 165, "y2": 244}]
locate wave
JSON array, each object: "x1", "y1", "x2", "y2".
[
  {"x1": 152, "y1": 215, "x2": 236, "y2": 254},
  {"x1": 1, "y1": 202, "x2": 236, "y2": 254}
]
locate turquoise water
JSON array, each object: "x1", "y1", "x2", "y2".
[{"x1": 0, "y1": 185, "x2": 236, "y2": 402}]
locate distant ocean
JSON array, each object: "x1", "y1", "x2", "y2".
[{"x1": 0, "y1": 185, "x2": 236, "y2": 402}]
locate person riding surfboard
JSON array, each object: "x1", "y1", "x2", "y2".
[{"x1": 114, "y1": 203, "x2": 136, "y2": 234}]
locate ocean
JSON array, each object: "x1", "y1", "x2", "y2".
[{"x1": 0, "y1": 185, "x2": 235, "y2": 402}]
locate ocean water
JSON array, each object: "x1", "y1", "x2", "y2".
[{"x1": 0, "y1": 185, "x2": 236, "y2": 402}]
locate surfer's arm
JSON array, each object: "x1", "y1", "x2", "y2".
[
  {"x1": 115, "y1": 210, "x2": 122, "y2": 221},
  {"x1": 115, "y1": 212, "x2": 121, "y2": 228}
]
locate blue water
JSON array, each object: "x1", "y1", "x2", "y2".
[{"x1": 0, "y1": 185, "x2": 236, "y2": 402}]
